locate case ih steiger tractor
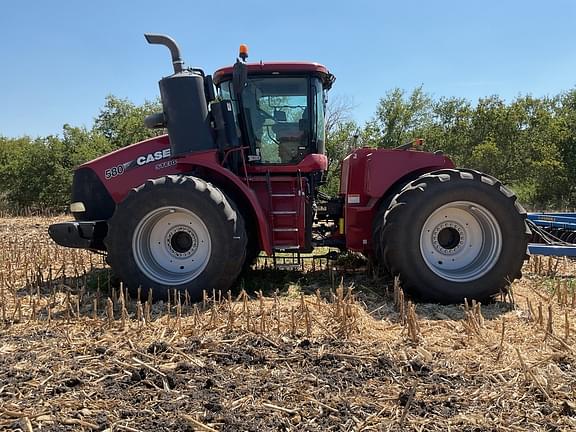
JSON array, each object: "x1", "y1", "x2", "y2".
[{"x1": 49, "y1": 34, "x2": 530, "y2": 304}]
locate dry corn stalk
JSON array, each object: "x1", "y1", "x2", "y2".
[{"x1": 406, "y1": 301, "x2": 420, "y2": 342}]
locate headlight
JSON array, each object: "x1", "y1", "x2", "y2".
[{"x1": 70, "y1": 202, "x2": 86, "y2": 213}]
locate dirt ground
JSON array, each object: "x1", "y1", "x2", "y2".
[{"x1": 1, "y1": 216, "x2": 576, "y2": 431}]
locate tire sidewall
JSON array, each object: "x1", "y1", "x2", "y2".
[
  {"x1": 107, "y1": 178, "x2": 241, "y2": 297},
  {"x1": 385, "y1": 176, "x2": 527, "y2": 302}
]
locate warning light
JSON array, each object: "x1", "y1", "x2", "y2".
[{"x1": 239, "y1": 44, "x2": 249, "y2": 61}]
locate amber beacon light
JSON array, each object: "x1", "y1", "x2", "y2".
[{"x1": 239, "y1": 44, "x2": 249, "y2": 61}]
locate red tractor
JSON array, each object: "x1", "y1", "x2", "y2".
[{"x1": 49, "y1": 34, "x2": 529, "y2": 303}]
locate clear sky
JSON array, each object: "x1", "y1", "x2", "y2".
[{"x1": 1, "y1": 0, "x2": 575, "y2": 138}]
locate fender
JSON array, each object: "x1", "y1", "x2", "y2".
[
  {"x1": 79, "y1": 135, "x2": 272, "y2": 255},
  {"x1": 176, "y1": 151, "x2": 273, "y2": 255},
  {"x1": 340, "y1": 147, "x2": 455, "y2": 252}
]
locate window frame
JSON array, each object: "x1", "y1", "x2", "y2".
[{"x1": 216, "y1": 74, "x2": 325, "y2": 165}]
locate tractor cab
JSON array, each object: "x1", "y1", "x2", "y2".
[
  {"x1": 213, "y1": 58, "x2": 334, "y2": 169},
  {"x1": 142, "y1": 35, "x2": 334, "y2": 174}
]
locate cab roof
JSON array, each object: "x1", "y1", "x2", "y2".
[{"x1": 213, "y1": 62, "x2": 335, "y2": 89}]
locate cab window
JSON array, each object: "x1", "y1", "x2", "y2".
[{"x1": 241, "y1": 77, "x2": 310, "y2": 164}]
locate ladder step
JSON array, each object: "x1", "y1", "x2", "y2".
[
  {"x1": 274, "y1": 245, "x2": 300, "y2": 250},
  {"x1": 276, "y1": 264, "x2": 302, "y2": 271}
]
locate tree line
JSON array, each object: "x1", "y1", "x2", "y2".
[
  {"x1": 1, "y1": 88, "x2": 575, "y2": 212},
  {"x1": 0, "y1": 96, "x2": 161, "y2": 211},
  {"x1": 325, "y1": 87, "x2": 576, "y2": 209}
]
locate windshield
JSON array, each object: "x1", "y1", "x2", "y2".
[{"x1": 241, "y1": 77, "x2": 310, "y2": 164}]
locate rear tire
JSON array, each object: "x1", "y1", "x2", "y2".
[
  {"x1": 371, "y1": 179, "x2": 416, "y2": 274},
  {"x1": 105, "y1": 175, "x2": 247, "y2": 300},
  {"x1": 371, "y1": 204, "x2": 390, "y2": 274},
  {"x1": 380, "y1": 169, "x2": 529, "y2": 303}
]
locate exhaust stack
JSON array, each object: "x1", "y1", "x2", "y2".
[{"x1": 144, "y1": 33, "x2": 184, "y2": 74}]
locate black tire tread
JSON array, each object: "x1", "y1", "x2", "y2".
[
  {"x1": 380, "y1": 169, "x2": 529, "y2": 303},
  {"x1": 105, "y1": 175, "x2": 247, "y2": 299}
]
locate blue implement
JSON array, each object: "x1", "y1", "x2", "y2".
[
  {"x1": 528, "y1": 243, "x2": 576, "y2": 257},
  {"x1": 527, "y1": 212, "x2": 576, "y2": 257},
  {"x1": 527, "y1": 213, "x2": 576, "y2": 230}
]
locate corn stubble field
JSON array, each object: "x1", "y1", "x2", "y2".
[{"x1": 1, "y1": 216, "x2": 576, "y2": 432}]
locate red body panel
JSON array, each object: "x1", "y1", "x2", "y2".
[
  {"x1": 80, "y1": 135, "x2": 272, "y2": 254},
  {"x1": 340, "y1": 148, "x2": 455, "y2": 253},
  {"x1": 80, "y1": 136, "x2": 453, "y2": 257},
  {"x1": 246, "y1": 154, "x2": 327, "y2": 174},
  {"x1": 79, "y1": 136, "x2": 328, "y2": 255},
  {"x1": 248, "y1": 176, "x2": 308, "y2": 249},
  {"x1": 213, "y1": 62, "x2": 331, "y2": 85},
  {"x1": 83, "y1": 134, "x2": 173, "y2": 203}
]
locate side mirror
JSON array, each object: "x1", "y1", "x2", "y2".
[{"x1": 232, "y1": 59, "x2": 247, "y2": 96}]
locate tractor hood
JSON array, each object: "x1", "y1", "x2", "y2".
[{"x1": 71, "y1": 135, "x2": 219, "y2": 221}]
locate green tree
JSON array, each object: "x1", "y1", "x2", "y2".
[
  {"x1": 358, "y1": 89, "x2": 573, "y2": 209},
  {"x1": 323, "y1": 121, "x2": 358, "y2": 195},
  {"x1": 465, "y1": 94, "x2": 567, "y2": 207},
  {"x1": 322, "y1": 96, "x2": 358, "y2": 195},
  {"x1": 3, "y1": 86, "x2": 576, "y2": 211},
  {"x1": 426, "y1": 97, "x2": 473, "y2": 162},
  {"x1": 363, "y1": 86, "x2": 433, "y2": 148},
  {"x1": 93, "y1": 95, "x2": 162, "y2": 149},
  {"x1": 0, "y1": 136, "x2": 69, "y2": 208},
  {"x1": 62, "y1": 124, "x2": 113, "y2": 167},
  {"x1": 555, "y1": 89, "x2": 576, "y2": 207}
]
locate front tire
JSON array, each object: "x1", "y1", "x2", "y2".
[
  {"x1": 105, "y1": 175, "x2": 247, "y2": 300},
  {"x1": 380, "y1": 169, "x2": 529, "y2": 303}
]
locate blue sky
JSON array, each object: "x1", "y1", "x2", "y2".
[{"x1": 1, "y1": 0, "x2": 575, "y2": 138}]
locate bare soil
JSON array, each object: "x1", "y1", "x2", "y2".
[{"x1": 1, "y1": 216, "x2": 575, "y2": 431}]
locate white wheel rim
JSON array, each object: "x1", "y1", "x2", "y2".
[
  {"x1": 419, "y1": 201, "x2": 502, "y2": 282},
  {"x1": 133, "y1": 206, "x2": 212, "y2": 285}
]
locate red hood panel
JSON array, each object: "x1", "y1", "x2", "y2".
[{"x1": 80, "y1": 135, "x2": 217, "y2": 203}]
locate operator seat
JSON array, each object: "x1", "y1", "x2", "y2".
[{"x1": 277, "y1": 108, "x2": 308, "y2": 164}]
